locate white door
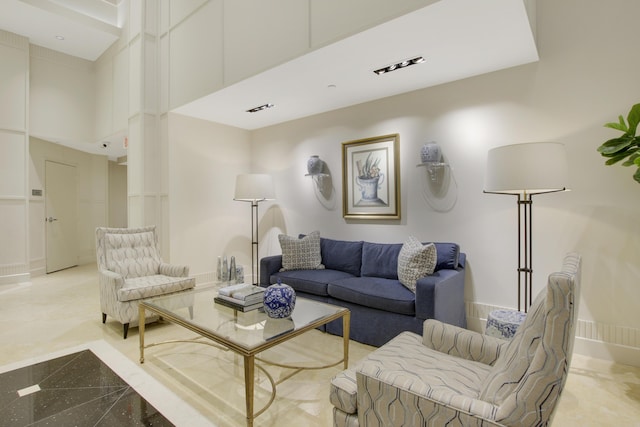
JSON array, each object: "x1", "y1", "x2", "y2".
[{"x1": 45, "y1": 161, "x2": 78, "y2": 273}]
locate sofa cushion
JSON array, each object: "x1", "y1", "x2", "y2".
[
  {"x1": 279, "y1": 231, "x2": 325, "y2": 271},
  {"x1": 328, "y1": 277, "x2": 415, "y2": 315},
  {"x1": 361, "y1": 242, "x2": 403, "y2": 279},
  {"x1": 321, "y1": 238, "x2": 364, "y2": 277},
  {"x1": 433, "y1": 242, "x2": 460, "y2": 270},
  {"x1": 271, "y1": 269, "x2": 354, "y2": 297},
  {"x1": 398, "y1": 237, "x2": 437, "y2": 292}
]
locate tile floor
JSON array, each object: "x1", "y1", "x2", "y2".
[
  {"x1": 0, "y1": 349, "x2": 172, "y2": 426},
  {"x1": 0, "y1": 264, "x2": 638, "y2": 426}
]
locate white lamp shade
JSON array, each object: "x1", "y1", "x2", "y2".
[
  {"x1": 484, "y1": 142, "x2": 568, "y2": 194},
  {"x1": 234, "y1": 174, "x2": 275, "y2": 201}
]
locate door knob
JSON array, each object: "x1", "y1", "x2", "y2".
[{"x1": 47, "y1": 217, "x2": 58, "y2": 223}]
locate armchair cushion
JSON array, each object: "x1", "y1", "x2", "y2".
[
  {"x1": 104, "y1": 231, "x2": 160, "y2": 278},
  {"x1": 119, "y1": 275, "x2": 195, "y2": 302},
  {"x1": 422, "y1": 319, "x2": 507, "y2": 366}
]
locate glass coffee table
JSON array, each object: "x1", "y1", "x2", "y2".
[{"x1": 138, "y1": 285, "x2": 350, "y2": 427}]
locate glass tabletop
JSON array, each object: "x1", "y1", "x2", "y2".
[{"x1": 140, "y1": 285, "x2": 348, "y2": 352}]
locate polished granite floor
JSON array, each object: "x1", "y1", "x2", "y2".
[
  {"x1": 0, "y1": 264, "x2": 639, "y2": 426},
  {"x1": 0, "y1": 349, "x2": 172, "y2": 426}
]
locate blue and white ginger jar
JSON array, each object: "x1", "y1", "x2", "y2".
[{"x1": 263, "y1": 281, "x2": 296, "y2": 318}]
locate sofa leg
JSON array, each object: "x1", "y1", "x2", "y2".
[
  {"x1": 123, "y1": 323, "x2": 129, "y2": 339},
  {"x1": 102, "y1": 313, "x2": 106, "y2": 324}
]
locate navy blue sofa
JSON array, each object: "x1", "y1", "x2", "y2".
[{"x1": 259, "y1": 237, "x2": 466, "y2": 347}]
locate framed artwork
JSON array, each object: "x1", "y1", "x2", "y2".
[{"x1": 342, "y1": 134, "x2": 400, "y2": 219}]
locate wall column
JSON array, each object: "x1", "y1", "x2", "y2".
[
  {"x1": 0, "y1": 31, "x2": 30, "y2": 284},
  {"x1": 126, "y1": 0, "x2": 167, "y2": 255}
]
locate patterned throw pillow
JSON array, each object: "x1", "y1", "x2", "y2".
[
  {"x1": 397, "y1": 236, "x2": 437, "y2": 292},
  {"x1": 279, "y1": 231, "x2": 325, "y2": 271}
]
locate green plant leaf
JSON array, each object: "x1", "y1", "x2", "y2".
[
  {"x1": 626, "y1": 103, "x2": 640, "y2": 136},
  {"x1": 597, "y1": 135, "x2": 635, "y2": 155},
  {"x1": 605, "y1": 151, "x2": 632, "y2": 165},
  {"x1": 604, "y1": 114, "x2": 628, "y2": 132},
  {"x1": 634, "y1": 167, "x2": 640, "y2": 184},
  {"x1": 622, "y1": 152, "x2": 640, "y2": 166}
]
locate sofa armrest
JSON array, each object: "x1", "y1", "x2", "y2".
[
  {"x1": 260, "y1": 255, "x2": 283, "y2": 287},
  {"x1": 422, "y1": 319, "x2": 507, "y2": 366},
  {"x1": 414, "y1": 267, "x2": 466, "y2": 327},
  {"x1": 159, "y1": 262, "x2": 189, "y2": 277}
]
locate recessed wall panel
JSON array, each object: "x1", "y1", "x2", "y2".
[
  {"x1": 0, "y1": 201, "x2": 27, "y2": 266},
  {"x1": 224, "y1": 0, "x2": 309, "y2": 85},
  {"x1": 169, "y1": 0, "x2": 223, "y2": 109},
  {"x1": 95, "y1": 51, "x2": 113, "y2": 140},
  {"x1": 30, "y1": 49, "x2": 95, "y2": 143},
  {"x1": 169, "y1": 0, "x2": 207, "y2": 28},
  {"x1": 0, "y1": 132, "x2": 25, "y2": 197},
  {"x1": 0, "y1": 44, "x2": 27, "y2": 131},
  {"x1": 113, "y1": 47, "x2": 129, "y2": 131},
  {"x1": 128, "y1": 38, "x2": 141, "y2": 116},
  {"x1": 310, "y1": 0, "x2": 437, "y2": 47}
]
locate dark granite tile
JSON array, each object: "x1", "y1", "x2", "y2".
[
  {"x1": 40, "y1": 350, "x2": 128, "y2": 390},
  {"x1": 0, "y1": 351, "x2": 81, "y2": 410},
  {"x1": 1, "y1": 388, "x2": 125, "y2": 426},
  {"x1": 0, "y1": 350, "x2": 174, "y2": 427},
  {"x1": 96, "y1": 387, "x2": 175, "y2": 427}
]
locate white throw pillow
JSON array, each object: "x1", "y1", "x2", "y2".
[
  {"x1": 278, "y1": 231, "x2": 325, "y2": 271},
  {"x1": 397, "y1": 236, "x2": 437, "y2": 292}
]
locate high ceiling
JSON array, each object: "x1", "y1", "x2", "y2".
[
  {"x1": 175, "y1": 0, "x2": 539, "y2": 131},
  {"x1": 0, "y1": 0, "x2": 121, "y2": 61},
  {"x1": 0, "y1": 0, "x2": 538, "y2": 158}
]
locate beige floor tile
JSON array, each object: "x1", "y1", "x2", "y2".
[{"x1": 1, "y1": 263, "x2": 638, "y2": 426}]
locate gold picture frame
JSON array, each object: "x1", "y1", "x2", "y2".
[{"x1": 342, "y1": 134, "x2": 400, "y2": 219}]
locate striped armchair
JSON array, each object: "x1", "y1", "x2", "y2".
[
  {"x1": 96, "y1": 226, "x2": 195, "y2": 338},
  {"x1": 331, "y1": 252, "x2": 581, "y2": 427}
]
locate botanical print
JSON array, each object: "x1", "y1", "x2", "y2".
[
  {"x1": 353, "y1": 149, "x2": 388, "y2": 206},
  {"x1": 342, "y1": 134, "x2": 400, "y2": 219}
]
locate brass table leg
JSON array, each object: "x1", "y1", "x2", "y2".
[
  {"x1": 244, "y1": 354, "x2": 255, "y2": 427},
  {"x1": 139, "y1": 305, "x2": 145, "y2": 364},
  {"x1": 343, "y1": 311, "x2": 350, "y2": 369}
]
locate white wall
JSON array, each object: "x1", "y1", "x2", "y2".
[
  {"x1": 108, "y1": 161, "x2": 127, "y2": 228},
  {"x1": 0, "y1": 30, "x2": 29, "y2": 284},
  {"x1": 29, "y1": 46, "x2": 96, "y2": 144},
  {"x1": 168, "y1": 113, "x2": 252, "y2": 283},
  {"x1": 29, "y1": 137, "x2": 109, "y2": 272},
  {"x1": 240, "y1": 0, "x2": 639, "y2": 364}
]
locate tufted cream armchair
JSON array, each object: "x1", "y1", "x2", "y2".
[
  {"x1": 96, "y1": 226, "x2": 195, "y2": 338},
  {"x1": 331, "y1": 252, "x2": 581, "y2": 427}
]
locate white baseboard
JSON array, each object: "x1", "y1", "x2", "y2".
[
  {"x1": 0, "y1": 272, "x2": 30, "y2": 285},
  {"x1": 467, "y1": 301, "x2": 640, "y2": 368},
  {"x1": 573, "y1": 337, "x2": 640, "y2": 368}
]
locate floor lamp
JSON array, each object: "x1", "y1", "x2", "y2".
[
  {"x1": 234, "y1": 174, "x2": 275, "y2": 285},
  {"x1": 484, "y1": 142, "x2": 568, "y2": 312}
]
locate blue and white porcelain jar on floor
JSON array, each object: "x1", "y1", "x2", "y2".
[{"x1": 263, "y1": 279, "x2": 296, "y2": 318}]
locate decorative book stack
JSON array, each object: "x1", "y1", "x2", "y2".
[{"x1": 214, "y1": 283, "x2": 265, "y2": 312}]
